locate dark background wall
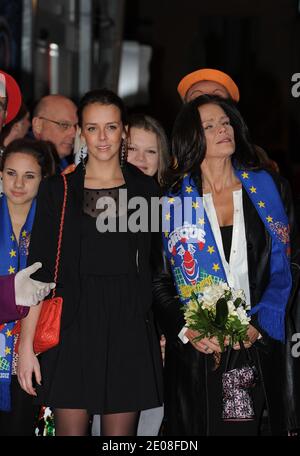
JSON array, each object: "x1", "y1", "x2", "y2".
[
  {"x1": 123, "y1": 0, "x2": 300, "y2": 183},
  {"x1": 0, "y1": 0, "x2": 22, "y2": 72},
  {"x1": 1, "y1": 0, "x2": 300, "y2": 187}
]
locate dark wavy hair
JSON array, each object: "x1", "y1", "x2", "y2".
[
  {"x1": 164, "y1": 94, "x2": 260, "y2": 191},
  {"x1": 78, "y1": 88, "x2": 127, "y2": 128},
  {"x1": 0, "y1": 138, "x2": 57, "y2": 177}
]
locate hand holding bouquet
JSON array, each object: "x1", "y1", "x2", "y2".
[
  {"x1": 184, "y1": 282, "x2": 258, "y2": 419},
  {"x1": 183, "y1": 282, "x2": 251, "y2": 352}
]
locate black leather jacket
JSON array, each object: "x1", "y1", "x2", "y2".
[{"x1": 152, "y1": 171, "x2": 300, "y2": 435}]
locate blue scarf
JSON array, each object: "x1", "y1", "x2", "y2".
[
  {"x1": 0, "y1": 195, "x2": 36, "y2": 411},
  {"x1": 162, "y1": 170, "x2": 292, "y2": 342}
]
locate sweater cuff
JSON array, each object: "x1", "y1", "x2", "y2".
[{"x1": 0, "y1": 274, "x2": 29, "y2": 323}]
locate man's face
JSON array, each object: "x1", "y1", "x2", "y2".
[
  {"x1": 0, "y1": 96, "x2": 7, "y2": 132},
  {"x1": 185, "y1": 80, "x2": 230, "y2": 102},
  {"x1": 35, "y1": 99, "x2": 78, "y2": 159}
]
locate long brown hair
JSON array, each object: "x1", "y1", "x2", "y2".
[{"x1": 127, "y1": 113, "x2": 170, "y2": 186}]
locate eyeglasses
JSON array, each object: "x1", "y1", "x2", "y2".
[{"x1": 38, "y1": 116, "x2": 77, "y2": 131}]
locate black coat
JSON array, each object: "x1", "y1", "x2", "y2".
[{"x1": 153, "y1": 171, "x2": 300, "y2": 435}]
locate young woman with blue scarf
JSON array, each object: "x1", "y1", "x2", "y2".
[
  {"x1": 0, "y1": 138, "x2": 55, "y2": 435},
  {"x1": 153, "y1": 94, "x2": 300, "y2": 435}
]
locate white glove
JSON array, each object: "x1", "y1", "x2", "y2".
[{"x1": 14, "y1": 262, "x2": 56, "y2": 307}]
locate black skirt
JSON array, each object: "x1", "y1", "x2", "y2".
[
  {"x1": 36, "y1": 274, "x2": 163, "y2": 414},
  {"x1": 35, "y1": 210, "x2": 163, "y2": 414}
]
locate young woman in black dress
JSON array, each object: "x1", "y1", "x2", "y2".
[{"x1": 17, "y1": 89, "x2": 163, "y2": 436}]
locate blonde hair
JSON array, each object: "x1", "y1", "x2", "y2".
[{"x1": 127, "y1": 114, "x2": 170, "y2": 186}]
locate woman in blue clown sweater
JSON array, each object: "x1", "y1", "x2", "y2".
[
  {"x1": 153, "y1": 94, "x2": 300, "y2": 436},
  {"x1": 0, "y1": 138, "x2": 55, "y2": 435}
]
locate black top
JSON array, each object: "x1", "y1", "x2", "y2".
[
  {"x1": 83, "y1": 185, "x2": 126, "y2": 218},
  {"x1": 220, "y1": 225, "x2": 233, "y2": 263},
  {"x1": 28, "y1": 162, "x2": 161, "y2": 326},
  {"x1": 81, "y1": 185, "x2": 137, "y2": 276}
]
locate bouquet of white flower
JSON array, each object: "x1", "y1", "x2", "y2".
[{"x1": 183, "y1": 282, "x2": 251, "y2": 352}]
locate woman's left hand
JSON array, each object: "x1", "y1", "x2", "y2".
[{"x1": 232, "y1": 324, "x2": 260, "y2": 350}]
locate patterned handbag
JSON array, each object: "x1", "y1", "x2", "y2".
[
  {"x1": 222, "y1": 342, "x2": 259, "y2": 421},
  {"x1": 16, "y1": 174, "x2": 67, "y2": 355}
]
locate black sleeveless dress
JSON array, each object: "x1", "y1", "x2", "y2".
[{"x1": 36, "y1": 186, "x2": 163, "y2": 414}]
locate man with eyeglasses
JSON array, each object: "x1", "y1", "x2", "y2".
[{"x1": 32, "y1": 94, "x2": 78, "y2": 172}]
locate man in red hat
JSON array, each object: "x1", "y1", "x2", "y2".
[{"x1": 0, "y1": 70, "x2": 22, "y2": 134}]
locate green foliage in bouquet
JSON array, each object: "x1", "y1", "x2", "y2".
[{"x1": 183, "y1": 284, "x2": 250, "y2": 352}]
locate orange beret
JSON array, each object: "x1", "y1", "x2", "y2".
[{"x1": 177, "y1": 68, "x2": 240, "y2": 102}]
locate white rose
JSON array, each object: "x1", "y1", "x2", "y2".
[
  {"x1": 233, "y1": 289, "x2": 246, "y2": 301},
  {"x1": 227, "y1": 300, "x2": 236, "y2": 314},
  {"x1": 236, "y1": 307, "x2": 251, "y2": 325}
]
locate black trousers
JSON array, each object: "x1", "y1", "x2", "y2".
[{"x1": 0, "y1": 375, "x2": 39, "y2": 436}]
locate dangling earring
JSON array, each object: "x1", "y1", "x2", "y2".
[
  {"x1": 80, "y1": 144, "x2": 87, "y2": 170},
  {"x1": 120, "y1": 138, "x2": 127, "y2": 168}
]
